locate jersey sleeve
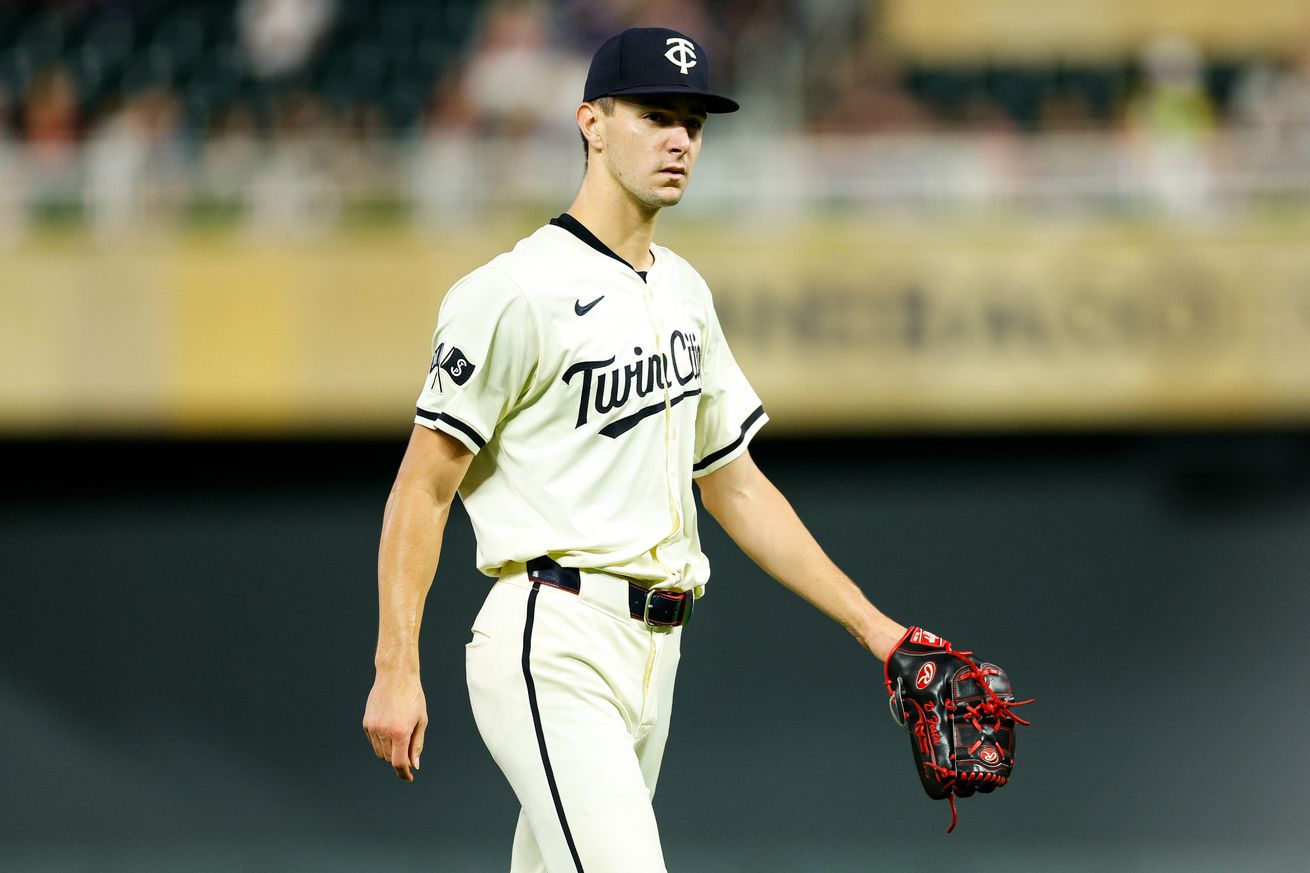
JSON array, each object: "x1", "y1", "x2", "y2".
[
  {"x1": 692, "y1": 287, "x2": 768, "y2": 478},
  {"x1": 414, "y1": 267, "x2": 538, "y2": 453}
]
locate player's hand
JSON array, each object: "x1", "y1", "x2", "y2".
[{"x1": 362, "y1": 668, "x2": 428, "y2": 782}]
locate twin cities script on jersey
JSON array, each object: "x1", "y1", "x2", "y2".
[{"x1": 563, "y1": 328, "x2": 703, "y2": 438}]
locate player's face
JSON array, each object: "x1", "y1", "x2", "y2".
[{"x1": 600, "y1": 97, "x2": 707, "y2": 210}]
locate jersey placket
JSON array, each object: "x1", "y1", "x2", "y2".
[{"x1": 635, "y1": 267, "x2": 685, "y2": 586}]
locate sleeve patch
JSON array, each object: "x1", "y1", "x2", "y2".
[{"x1": 429, "y1": 343, "x2": 477, "y2": 390}]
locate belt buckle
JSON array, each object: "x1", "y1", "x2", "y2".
[
  {"x1": 642, "y1": 588, "x2": 692, "y2": 628},
  {"x1": 642, "y1": 587, "x2": 660, "y2": 627}
]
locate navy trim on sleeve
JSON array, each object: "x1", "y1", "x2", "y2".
[
  {"x1": 415, "y1": 407, "x2": 487, "y2": 449},
  {"x1": 692, "y1": 405, "x2": 766, "y2": 472}
]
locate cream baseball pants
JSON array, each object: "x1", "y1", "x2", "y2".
[{"x1": 466, "y1": 564, "x2": 684, "y2": 873}]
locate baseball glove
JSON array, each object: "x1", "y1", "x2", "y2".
[{"x1": 884, "y1": 627, "x2": 1032, "y2": 832}]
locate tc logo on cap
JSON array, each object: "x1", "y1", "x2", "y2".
[{"x1": 664, "y1": 37, "x2": 697, "y2": 75}]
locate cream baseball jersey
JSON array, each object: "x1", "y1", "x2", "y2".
[{"x1": 414, "y1": 216, "x2": 766, "y2": 591}]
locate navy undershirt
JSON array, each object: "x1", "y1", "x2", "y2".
[{"x1": 550, "y1": 213, "x2": 649, "y2": 282}]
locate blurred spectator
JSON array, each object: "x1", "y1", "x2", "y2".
[
  {"x1": 725, "y1": 0, "x2": 804, "y2": 130},
  {"x1": 1231, "y1": 35, "x2": 1310, "y2": 162},
  {"x1": 248, "y1": 90, "x2": 342, "y2": 237},
  {"x1": 0, "y1": 84, "x2": 15, "y2": 144},
  {"x1": 239, "y1": 0, "x2": 337, "y2": 80},
  {"x1": 86, "y1": 87, "x2": 184, "y2": 237},
  {"x1": 616, "y1": 0, "x2": 720, "y2": 51},
  {"x1": 23, "y1": 64, "x2": 80, "y2": 159},
  {"x1": 811, "y1": 50, "x2": 930, "y2": 133},
  {"x1": 416, "y1": 68, "x2": 485, "y2": 227},
  {"x1": 21, "y1": 63, "x2": 81, "y2": 218},
  {"x1": 0, "y1": 83, "x2": 24, "y2": 244},
  {"x1": 1129, "y1": 35, "x2": 1216, "y2": 214},
  {"x1": 1131, "y1": 36, "x2": 1215, "y2": 140},
  {"x1": 0, "y1": 83, "x2": 17, "y2": 148},
  {"x1": 201, "y1": 103, "x2": 261, "y2": 215},
  {"x1": 960, "y1": 92, "x2": 1019, "y2": 135},
  {"x1": 1037, "y1": 91, "x2": 1100, "y2": 133},
  {"x1": 424, "y1": 69, "x2": 480, "y2": 134},
  {"x1": 460, "y1": 3, "x2": 585, "y2": 136},
  {"x1": 555, "y1": 0, "x2": 638, "y2": 53},
  {"x1": 556, "y1": 0, "x2": 722, "y2": 54}
]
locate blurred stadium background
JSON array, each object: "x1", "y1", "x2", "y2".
[{"x1": 3, "y1": 1, "x2": 1309, "y2": 871}]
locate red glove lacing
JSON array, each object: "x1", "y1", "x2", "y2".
[{"x1": 914, "y1": 647, "x2": 1035, "y2": 833}]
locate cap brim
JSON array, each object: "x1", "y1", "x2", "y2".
[{"x1": 590, "y1": 84, "x2": 739, "y2": 114}]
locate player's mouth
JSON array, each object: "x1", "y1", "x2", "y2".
[{"x1": 658, "y1": 166, "x2": 687, "y2": 178}]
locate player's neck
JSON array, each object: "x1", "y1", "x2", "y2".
[{"x1": 566, "y1": 178, "x2": 659, "y2": 272}]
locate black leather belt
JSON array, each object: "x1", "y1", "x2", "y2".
[{"x1": 526, "y1": 556, "x2": 694, "y2": 627}]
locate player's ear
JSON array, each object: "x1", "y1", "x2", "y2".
[{"x1": 577, "y1": 102, "x2": 604, "y2": 154}]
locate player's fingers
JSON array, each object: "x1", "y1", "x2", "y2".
[
  {"x1": 363, "y1": 725, "x2": 384, "y2": 759},
  {"x1": 410, "y1": 718, "x2": 427, "y2": 771},
  {"x1": 389, "y1": 730, "x2": 414, "y2": 782}
]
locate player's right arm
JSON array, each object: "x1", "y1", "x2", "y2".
[
  {"x1": 363, "y1": 424, "x2": 473, "y2": 782},
  {"x1": 366, "y1": 266, "x2": 535, "y2": 781}
]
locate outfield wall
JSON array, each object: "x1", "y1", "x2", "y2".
[
  {"x1": 883, "y1": 0, "x2": 1310, "y2": 59},
  {"x1": 4, "y1": 218, "x2": 1309, "y2": 435}
]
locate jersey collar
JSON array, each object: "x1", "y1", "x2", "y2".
[{"x1": 550, "y1": 213, "x2": 650, "y2": 282}]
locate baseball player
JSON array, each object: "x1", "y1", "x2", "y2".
[{"x1": 363, "y1": 28, "x2": 914, "y2": 872}]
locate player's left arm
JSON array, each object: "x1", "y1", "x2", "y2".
[{"x1": 696, "y1": 449, "x2": 906, "y2": 661}]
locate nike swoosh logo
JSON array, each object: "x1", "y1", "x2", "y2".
[{"x1": 574, "y1": 296, "x2": 604, "y2": 316}]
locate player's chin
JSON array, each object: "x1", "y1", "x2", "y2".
[{"x1": 648, "y1": 185, "x2": 686, "y2": 207}]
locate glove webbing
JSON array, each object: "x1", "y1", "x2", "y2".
[{"x1": 949, "y1": 648, "x2": 1033, "y2": 727}]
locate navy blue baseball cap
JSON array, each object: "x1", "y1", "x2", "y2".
[{"x1": 583, "y1": 27, "x2": 739, "y2": 113}]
